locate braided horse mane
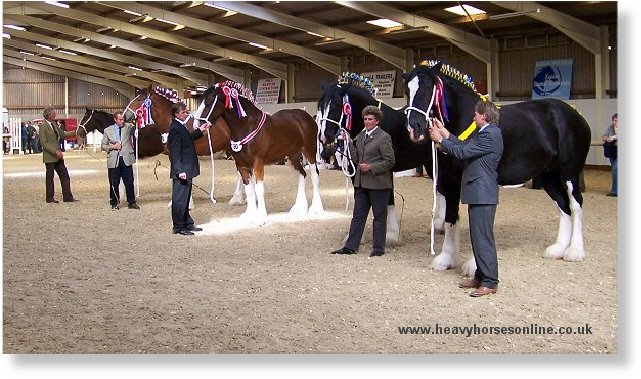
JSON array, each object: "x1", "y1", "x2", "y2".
[
  {"x1": 154, "y1": 86, "x2": 182, "y2": 103},
  {"x1": 337, "y1": 72, "x2": 378, "y2": 97},
  {"x1": 214, "y1": 80, "x2": 257, "y2": 105},
  {"x1": 419, "y1": 60, "x2": 485, "y2": 97}
]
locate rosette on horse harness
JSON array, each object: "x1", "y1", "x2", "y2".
[{"x1": 135, "y1": 97, "x2": 153, "y2": 129}]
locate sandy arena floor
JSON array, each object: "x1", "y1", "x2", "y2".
[{"x1": 2, "y1": 149, "x2": 617, "y2": 353}]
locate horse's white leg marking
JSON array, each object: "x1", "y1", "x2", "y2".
[
  {"x1": 545, "y1": 209, "x2": 572, "y2": 259},
  {"x1": 240, "y1": 178, "x2": 258, "y2": 221},
  {"x1": 433, "y1": 193, "x2": 446, "y2": 233},
  {"x1": 229, "y1": 172, "x2": 247, "y2": 205},
  {"x1": 545, "y1": 181, "x2": 575, "y2": 260},
  {"x1": 564, "y1": 181, "x2": 585, "y2": 262},
  {"x1": 385, "y1": 205, "x2": 401, "y2": 246},
  {"x1": 430, "y1": 221, "x2": 460, "y2": 271},
  {"x1": 308, "y1": 163, "x2": 325, "y2": 216},
  {"x1": 254, "y1": 180, "x2": 268, "y2": 225},
  {"x1": 289, "y1": 172, "x2": 309, "y2": 216}
]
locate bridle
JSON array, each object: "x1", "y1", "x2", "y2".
[{"x1": 76, "y1": 109, "x2": 93, "y2": 135}]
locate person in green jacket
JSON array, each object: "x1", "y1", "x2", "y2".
[{"x1": 39, "y1": 106, "x2": 77, "y2": 203}]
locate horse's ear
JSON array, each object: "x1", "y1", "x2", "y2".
[{"x1": 431, "y1": 62, "x2": 443, "y2": 74}]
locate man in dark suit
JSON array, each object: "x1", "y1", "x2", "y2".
[
  {"x1": 39, "y1": 106, "x2": 77, "y2": 203},
  {"x1": 331, "y1": 105, "x2": 395, "y2": 257},
  {"x1": 167, "y1": 102, "x2": 209, "y2": 235},
  {"x1": 429, "y1": 100, "x2": 504, "y2": 297}
]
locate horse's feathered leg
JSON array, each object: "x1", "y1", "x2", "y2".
[
  {"x1": 229, "y1": 172, "x2": 246, "y2": 206},
  {"x1": 563, "y1": 179, "x2": 585, "y2": 262},
  {"x1": 307, "y1": 162, "x2": 324, "y2": 216},
  {"x1": 289, "y1": 154, "x2": 310, "y2": 217},
  {"x1": 430, "y1": 222, "x2": 460, "y2": 271},
  {"x1": 253, "y1": 162, "x2": 268, "y2": 225},
  {"x1": 539, "y1": 171, "x2": 578, "y2": 260}
]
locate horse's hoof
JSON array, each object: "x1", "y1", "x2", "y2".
[
  {"x1": 544, "y1": 244, "x2": 566, "y2": 260},
  {"x1": 563, "y1": 246, "x2": 585, "y2": 262},
  {"x1": 430, "y1": 254, "x2": 454, "y2": 272},
  {"x1": 460, "y1": 258, "x2": 477, "y2": 277}
]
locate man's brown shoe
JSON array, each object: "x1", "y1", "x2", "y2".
[
  {"x1": 459, "y1": 279, "x2": 481, "y2": 289},
  {"x1": 469, "y1": 286, "x2": 497, "y2": 297}
]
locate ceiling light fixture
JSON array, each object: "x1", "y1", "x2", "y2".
[
  {"x1": 138, "y1": 35, "x2": 148, "y2": 40},
  {"x1": 4, "y1": 24, "x2": 26, "y2": 31},
  {"x1": 124, "y1": 10, "x2": 142, "y2": 16},
  {"x1": 249, "y1": 42, "x2": 268, "y2": 49},
  {"x1": 128, "y1": 66, "x2": 142, "y2": 71},
  {"x1": 41, "y1": 56, "x2": 56, "y2": 61},
  {"x1": 389, "y1": 26, "x2": 428, "y2": 35},
  {"x1": 306, "y1": 31, "x2": 325, "y2": 38},
  {"x1": 444, "y1": 4, "x2": 486, "y2": 16},
  {"x1": 3, "y1": 33, "x2": 11, "y2": 39},
  {"x1": 180, "y1": 62, "x2": 196, "y2": 67},
  {"x1": 58, "y1": 50, "x2": 77, "y2": 55},
  {"x1": 367, "y1": 19, "x2": 402, "y2": 28},
  {"x1": 96, "y1": 26, "x2": 112, "y2": 33},
  {"x1": 45, "y1": 1, "x2": 70, "y2": 9},
  {"x1": 19, "y1": 51, "x2": 35, "y2": 56},
  {"x1": 109, "y1": 44, "x2": 117, "y2": 49},
  {"x1": 36, "y1": 43, "x2": 53, "y2": 50},
  {"x1": 314, "y1": 38, "x2": 345, "y2": 46}
]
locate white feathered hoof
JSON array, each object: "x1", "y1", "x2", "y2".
[
  {"x1": 289, "y1": 202, "x2": 309, "y2": 218},
  {"x1": 430, "y1": 253, "x2": 454, "y2": 272},
  {"x1": 563, "y1": 246, "x2": 585, "y2": 262},
  {"x1": 544, "y1": 243, "x2": 566, "y2": 260},
  {"x1": 307, "y1": 202, "x2": 324, "y2": 217},
  {"x1": 460, "y1": 257, "x2": 477, "y2": 277},
  {"x1": 228, "y1": 195, "x2": 246, "y2": 206},
  {"x1": 385, "y1": 228, "x2": 400, "y2": 247}
]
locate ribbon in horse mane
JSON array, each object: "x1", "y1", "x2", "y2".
[{"x1": 135, "y1": 97, "x2": 152, "y2": 128}]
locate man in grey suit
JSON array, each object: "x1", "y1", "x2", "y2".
[
  {"x1": 101, "y1": 111, "x2": 139, "y2": 210},
  {"x1": 331, "y1": 105, "x2": 395, "y2": 257},
  {"x1": 429, "y1": 101, "x2": 503, "y2": 297}
]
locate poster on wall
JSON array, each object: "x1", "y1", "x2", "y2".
[
  {"x1": 361, "y1": 70, "x2": 396, "y2": 98},
  {"x1": 255, "y1": 78, "x2": 282, "y2": 104},
  {"x1": 532, "y1": 59, "x2": 573, "y2": 99}
]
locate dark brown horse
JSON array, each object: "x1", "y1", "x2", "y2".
[
  {"x1": 122, "y1": 86, "x2": 245, "y2": 205},
  {"x1": 192, "y1": 81, "x2": 324, "y2": 225}
]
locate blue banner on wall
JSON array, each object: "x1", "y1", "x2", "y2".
[{"x1": 532, "y1": 59, "x2": 573, "y2": 99}]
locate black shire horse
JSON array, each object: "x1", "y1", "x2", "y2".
[
  {"x1": 404, "y1": 61, "x2": 591, "y2": 275},
  {"x1": 77, "y1": 108, "x2": 113, "y2": 135},
  {"x1": 317, "y1": 73, "x2": 454, "y2": 247}
]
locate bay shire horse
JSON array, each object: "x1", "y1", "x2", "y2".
[
  {"x1": 404, "y1": 61, "x2": 591, "y2": 275},
  {"x1": 122, "y1": 86, "x2": 245, "y2": 205},
  {"x1": 192, "y1": 81, "x2": 324, "y2": 225},
  {"x1": 317, "y1": 72, "x2": 452, "y2": 246}
]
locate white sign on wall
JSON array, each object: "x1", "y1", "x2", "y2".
[
  {"x1": 361, "y1": 70, "x2": 396, "y2": 98},
  {"x1": 255, "y1": 78, "x2": 282, "y2": 105}
]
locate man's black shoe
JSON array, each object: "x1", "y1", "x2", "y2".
[
  {"x1": 173, "y1": 229, "x2": 194, "y2": 236},
  {"x1": 112, "y1": 204, "x2": 120, "y2": 210},
  {"x1": 369, "y1": 251, "x2": 385, "y2": 257},
  {"x1": 330, "y1": 247, "x2": 355, "y2": 255},
  {"x1": 63, "y1": 198, "x2": 79, "y2": 202},
  {"x1": 187, "y1": 226, "x2": 203, "y2": 231},
  {"x1": 128, "y1": 203, "x2": 140, "y2": 209},
  {"x1": 46, "y1": 199, "x2": 59, "y2": 203}
]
